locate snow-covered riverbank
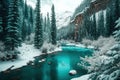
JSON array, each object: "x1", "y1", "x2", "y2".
[
  {"x1": 71, "y1": 74, "x2": 91, "y2": 80},
  {"x1": 0, "y1": 43, "x2": 62, "y2": 71}
]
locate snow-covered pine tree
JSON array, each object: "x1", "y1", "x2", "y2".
[
  {"x1": 51, "y1": 4, "x2": 57, "y2": 45},
  {"x1": 113, "y1": 18, "x2": 120, "y2": 43},
  {"x1": 5, "y1": 0, "x2": 21, "y2": 50},
  {"x1": 34, "y1": 0, "x2": 43, "y2": 49}
]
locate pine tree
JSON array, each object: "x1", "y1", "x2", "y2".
[
  {"x1": 1, "y1": 0, "x2": 9, "y2": 40},
  {"x1": 0, "y1": 17, "x2": 2, "y2": 33},
  {"x1": 0, "y1": 2, "x2": 2, "y2": 33},
  {"x1": 112, "y1": 0, "x2": 119, "y2": 23},
  {"x1": 21, "y1": 19, "x2": 27, "y2": 41},
  {"x1": 92, "y1": 14, "x2": 97, "y2": 40},
  {"x1": 5, "y1": 0, "x2": 21, "y2": 50},
  {"x1": 97, "y1": 11, "x2": 105, "y2": 37},
  {"x1": 47, "y1": 12, "x2": 51, "y2": 42},
  {"x1": 0, "y1": 16, "x2": 3, "y2": 40},
  {"x1": 24, "y1": 0, "x2": 28, "y2": 19},
  {"x1": 29, "y1": 7, "x2": 34, "y2": 33},
  {"x1": 51, "y1": 4, "x2": 57, "y2": 45},
  {"x1": 105, "y1": 8, "x2": 111, "y2": 37},
  {"x1": 34, "y1": 0, "x2": 43, "y2": 49},
  {"x1": 84, "y1": 16, "x2": 91, "y2": 39},
  {"x1": 44, "y1": 17, "x2": 47, "y2": 32},
  {"x1": 113, "y1": 18, "x2": 120, "y2": 43}
]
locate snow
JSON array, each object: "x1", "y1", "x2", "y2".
[
  {"x1": 56, "y1": 11, "x2": 72, "y2": 29},
  {"x1": 71, "y1": 74, "x2": 91, "y2": 80},
  {"x1": 0, "y1": 43, "x2": 63, "y2": 71},
  {"x1": 109, "y1": 70, "x2": 120, "y2": 80},
  {"x1": 91, "y1": 0, "x2": 96, "y2": 2},
  {"x1": 62, "y1": 41, "x2": 94, "y2": 49},
  {"x1": 66, "y1": 43, "x2": 86, "y2": 48},
  {"x1": 41, "y1": 41, "x2": 62, "y2": 54},
  {"x1": 0, "y1": 43, "x2": 42, "y2": 71},
  {"x1": 27, "y1": 0, "x2": 83, "y2": 14},
  {"x1": 47, "y1": 46, "x2": 62, "y2": 54},
  {"x1": 69, "y1": 70, "x2": 77, "y2": 75},
  {"x1": 27, "y1": 0, "x2": 83, "y2": 29},
  {"x1": 115, "y1": 18, "x2": 120, "y2": 28}
]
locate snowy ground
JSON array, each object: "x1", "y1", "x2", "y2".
[
  {"x1": 0, "y1": 43, "x2": 42, "y2": 71},
  {"x1": 71, "y1": 74, "x2": 91, "y2": 80},
  {"x1": 0, "y1": 43, "x2": 62, "y2": 72},
  {"x1": 65, "y1": 42, "x2": 94, "y2": 49}
]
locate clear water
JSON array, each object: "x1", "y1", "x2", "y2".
[{"x1": 0, "y1": 46, "x2": 93, "y2": 80}]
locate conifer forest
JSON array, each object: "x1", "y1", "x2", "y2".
[{"x1": 0, "y1": 0, "x2": 120, "y2": 80}]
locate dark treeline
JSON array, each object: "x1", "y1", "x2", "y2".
[{"x1": 0, "y1": 0, "x2": 34, "y2": 51}]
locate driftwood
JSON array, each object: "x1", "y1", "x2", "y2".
[{"x1": 5, "y1": 65, "x2": 14, "y2": 71}]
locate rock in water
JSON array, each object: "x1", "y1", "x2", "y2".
[{"x1": 69, "y1": 70, "x2": 77, "y2": 76}]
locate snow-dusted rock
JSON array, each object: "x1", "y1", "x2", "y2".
[{"x1": 69, "y1": 70, "x2": 77, "y2": 76}]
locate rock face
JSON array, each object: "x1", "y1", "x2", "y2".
[{"x1": 71, "y1": 0, "x2": 110, "y2": 24}]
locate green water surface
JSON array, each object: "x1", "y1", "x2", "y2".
[{"x1": 0, "y1": 46, "x2": 93, "y2": 80}]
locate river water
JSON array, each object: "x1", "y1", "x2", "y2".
[{"x1": 0, "y1": 45, "x2": 93, "y2": 80}]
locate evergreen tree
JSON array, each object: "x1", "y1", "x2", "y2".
[
  {"x1": 84, "y1": 15, "x2": 91, "y2": 39},
  {"x1": 113, "y1": 18, "x2": 120, "y2": 43},
  {"x1": 0, "y1": 17, "x2": 2, "y2": 33},
  {"x1": 19, "y1": 0, "x2": 24, "y2": 8},
  {"x1": 0, "y1": 16, "x2": 3, "y2": 40},
  {"x1": 21, "y1": 19, "x2": 27, "y2": 41},
  {"x1": 44, "y1": 17, "x2": 47, "y2": 32},
  {"x1": 92, "y1": 14, "x2": 97, "y2": 39},
  {"x1": 24, "y1": 0, "x2": 28, "y2": 19},
  {"x1": 106, "y1": 0, "x2": 118, "y2": 36},
  {"x1": 47, "y1": 12, "x2": 51, "y2": 42},
  {"x1": 105, "y1": 8, "x2": 111, "y2": 37},
  {"x1": 5, "y1": 0, "x2": 21, "y2": 50},
  {"x1": 97, "y1": 11, "x2": 105, "y2": 37},
  {"x1": 29, "y1": 7, "x2": 34, "y2": 33},
  {"x1": 0, "y1": 2, "x2": 2, "y2": 34},
  {"x1": 112, "y1": 0, "x2": 119, "y2": 23},
  {"x1": 1, "y1": 0, "x2": 9, "y2": 40},
  {"x1": 34, "y1": 0, "x2": 43, "y2": 49},
  {"x1": 51, "y1": 4, "x2": 57, "y2": 45}
]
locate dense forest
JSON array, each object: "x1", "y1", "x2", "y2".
[
  {"x1": 0, "y1": 0, "x2": 56, "y2": 60},
  {"x1": 0, "y1": 0, "x2": 34, "y2": 49}
]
